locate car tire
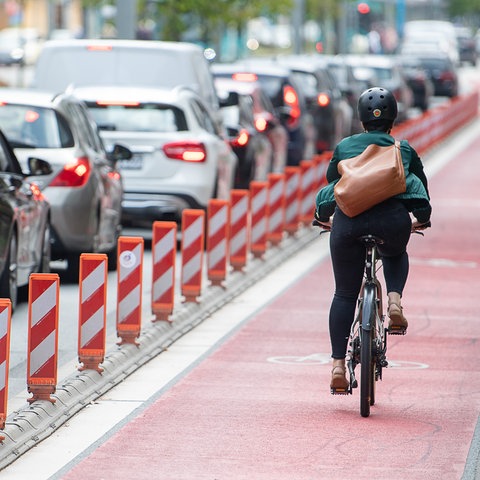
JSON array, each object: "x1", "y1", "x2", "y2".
[
  {"x1": 107, "y1": 241, "x2": 118, "y2": 272},
  {"x1": 40, "y1": 221, "x2": 52, "y2": 273},
  {"x1": 0, "y1": 233, "x2": 18, "y2": 311}
]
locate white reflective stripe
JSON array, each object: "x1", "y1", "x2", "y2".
[
  {"x1": 154, "y1": 229, "x2": 175, "y2": 264},
  {"x1": 153, "y1": 266, "x2": 173, "y2": 301},
  {"x1": 0, "y1": 360, "x2": 5, "y2": 391},
  {"x1": 231, "y1": 196, "x2": 248, "y2": 223},
  {"x1": 183, "y1": 216, "x2": 203, "y2": 249},
  {"x1": 286, "y1": 175, "x2": 299, "y2": 194},
  {"x1": 209, "y1": 206, "x2": 227, "y2": 237},
  {"x1": 29, "y1": 330, "x2": 55, "y2": 376},
  {"x1": 269, "y1": 181, "x2": 283, "y2": 203},
  {"x1": 31, "y1": 282, "x2": 56, "y2": 327},
  {"x1": 119, "y1": 243, "x2": 142, "y2": 282},
  {"x1": 80, "y1": 306, "x2": 104, "y2": 346},
  {"x1": 81, "y1": 262, "x2": 105, "y2": 303},
  {"x1": 118, "y1": 285, "x2": 141, "y2": 323},
  {"x1": 252, "y1": 189, "x2": 267, "y2": 214},
  {"x1": 182, "y1": 251, "x2": 202, "y2": 284},
  {"x1": 285, "y1": 202, "x2": 298, "y2": 221},
  {"x1": 251, "y1": 218, "x2": 266, "y2": 243},
  {"x1": 230, "y1": 227, "x2": 247, "y2": 255},
  {"x1": 208, "y1": 239, "x2": 226, "y2": 269},
  {"x1": 0, "y1": 308, "x2": 8, "y2": 338},
  {"x1": 302, "y1": 169, "x2": 313, "y2": 187},
  {"x1": 269, "y1": 209, "x2": 282, "y2": 231}
]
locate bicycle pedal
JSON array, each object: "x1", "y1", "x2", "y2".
[
  {"x1": 330, "y1": 386, "x2": 351, "y2": 395},
  {"x1": 388, "y1": 326, "x2": 407, "y2": 335}
]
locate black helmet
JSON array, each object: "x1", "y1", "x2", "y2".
[{"x1": 357, "y1": 87, "x2": 397, "y2": 123}]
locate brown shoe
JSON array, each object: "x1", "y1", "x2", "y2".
[
  {"x1": 330, "y1": 360, "x2": 349, "y2": 394},
  {"x1": 388, "y1": 302, "x2": 408, "y2": 335}
]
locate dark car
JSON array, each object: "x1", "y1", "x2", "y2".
[
  {"x1": 0, "y1": 128, "x2": 52, "y2": 309},
  {"x1": 455, "y1": 27, "x2": 477, "y2": 66},
  {"x1": 214, "y1": 76, "x2": 288, "y2": 187},
  {"x1": 398, "y1": 55, "x2": 434, "y2": 112},
  {"x1": 273, "y1": 55, "x2": 354, "y2": 150},
  {"x1": 212, "y1": 62, "x2": 313, "y2": 166},
  {"x1": 415, "y1": 53, "x2": 459, "y2": 98}
]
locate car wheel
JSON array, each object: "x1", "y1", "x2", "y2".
[
  {"x1": 66, "y1": 252, "x2": 80, "y2": 283},
  {"x1": 0, "y1": 233, "x2": 18, "y2": 311},
  {"x1": 107, "y1": 240, "x2": 118, "y2": 272}
]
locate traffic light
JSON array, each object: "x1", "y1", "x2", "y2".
[{"x1": 357, "y1": 2, "x2": 371, "y2": 33}]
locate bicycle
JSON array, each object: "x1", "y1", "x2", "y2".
[{"x1": 316, "y1": 221, "x2": 428, "y2": 417}]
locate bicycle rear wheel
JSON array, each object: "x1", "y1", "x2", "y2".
[{"x1": 360, "y1": 283, "x2": 376, "y2": 417}]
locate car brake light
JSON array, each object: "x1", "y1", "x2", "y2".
[
  {"x1": 232, "y1": 129, "x2": 249, "y2": 147},
  {"x1": 232, "y1": 73, "x2": 258, "y2": 82},
  {"x1": 163, "y1": 141, "x2": 207, "y2": 162},
  {"x1": 255, "y1": 117, "x2": 267, "y2": 132},
  {"x1": 50, "y1": 157, "x2": 91, "y2": 187},
  {"x1": 317, "y1": 93, "x2": 330, "y2": 107},
  {"x1": 96, "y1": 100, "x2": 140, "y2": 106},
  {"x1": 283, "y1": 85, "x2": 301, "y2": 127},
  {"x1": 86, "y1": 45, "x2": 112, "y2": 51},
  {"x1": 30, "y1": 183, "x2": 45, "y2": 201}
]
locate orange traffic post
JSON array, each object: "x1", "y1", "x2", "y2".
[
  {"x1": 181, "y1": 209, "x2": 205, "y2": 303},
  {"x1": 151, "y1": 221, "x2": 177, "y2": 322},
  {"x1": 78, "y1": 253, "x2": 107, "y2": 373},
  {"x1": 27, "y1": 273, "x2": 60, "y2": 404},
  {"x1": 116, "y1": 236, "x2": 144, "y2": 346},
  {"x1": 299, "y1": 160, "x2": 315, "y2": 225},
  {"x1": 284, "y1": 166, "x2": 301, "y2": 235},
  {"x1": 249, "y1": 181, "x2": 269, "y2": 259},
  {"x1": 207, "y1": 199, "x2": 230, "y2": 287},
  {"x1": 229, "y1": 189, "x2": 249, "y2": 272},
  {"x1": 0, "y1": 299, "x2": 11, "y2": 440},
  {"x1": 266, "y1": 172, "x2": 286, "y2": 246}
]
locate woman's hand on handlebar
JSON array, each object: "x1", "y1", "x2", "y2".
[
  {"x1": 412, "y1": 220, "x2": 431, "y2": 232},
  {"x1": 312, "y1": 211, "x2": 332, "y2": 231}
]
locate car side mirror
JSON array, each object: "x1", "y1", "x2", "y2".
[
  {"x1": 108, "y1": 143, "x2": 132, "y2": 162},
  {"x1": 219, "y1": 91, "x2": 239, "y2": 108}
]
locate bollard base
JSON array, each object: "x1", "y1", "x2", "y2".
[
  {"x1": 116, "y1": 331, "x2": 140, "y2": 347},
  {"x1": 27, "y1": 384, "x2": 56, "y2": 404},
  {"x1": 78, "y1": 356, "x2": 104, "y2": 374},
  {"x1": 151, "y1": 310, "x2": 173, "y2": 323}
]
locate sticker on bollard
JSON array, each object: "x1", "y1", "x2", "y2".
[
  {"x1": 181, "y1": 209, "x2": 205, "y2": 303},
  {"x1": 0, "y1": 299, "x2": 11, "y2": 439},
  {"x1": 250, "y1": 181, "x2": 269, "y2": 258},
  {"x1": 116, "y1": 237, "x2": 144, "y2": 346},
  {"x1": 78, "y1": 254, "x2": 107, "y2": 373},
  {"x1": 27, "y1": 273, "x2": 60, "y2": 404},
  {"x1": 152, "y1": 221, "x2": 177, "y2": 322},
  {"x1": 229, "y1": 190, "x2": 249, "y2": 271},
  {"x1": 207, "y1": 199, "x2": 229, "y2": 287}
]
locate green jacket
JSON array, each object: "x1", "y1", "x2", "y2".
[{"x1": 315, "y1": 131, "x2": 432, "y2": 223}]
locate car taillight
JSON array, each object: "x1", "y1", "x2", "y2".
[
  {"x1": 283, "y1": 85, "x2": 301, "y2": 127},
  {"x1": 232, "y1": 73, "x2": 258, "y2": 82},
  {"x1": 317, "y1": 93, "x2": 330, "y2": 107},
  {"x1": 163, "y1": 141, "x2": 207, "y2": 162},
  {"x1": 255, "y1": 117, "x2": 267, "y2": 132},
  {"x1": 50, "y1": 157, "x2": 91, "y2": 187},
  {"x1": 440, "y1": 71, "x2": 456, "y2": 81},
  {"x1": 30, "y1": 183, "x2": 45, "y2": 201},
  {"x1": 231, "y1": 129, "x2": 249, "y2": 147}
]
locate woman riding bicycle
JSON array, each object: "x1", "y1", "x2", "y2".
[{"x1": 314, "y1": 87, "x2": 432, "y2": 392}]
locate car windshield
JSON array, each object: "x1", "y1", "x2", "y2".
[
  {"x1": 0, "y1": 104, "x2": 74, "y2": 148},
  {"x1": 86, "y1": 103, "x2": 188, "y2": 133}
]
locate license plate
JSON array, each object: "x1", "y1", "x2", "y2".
[{"x1": 118, "y1": 154, "x2": 143, "y2": 170}]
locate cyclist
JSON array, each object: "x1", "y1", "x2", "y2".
[{"x1": 314, "y1": 87, "x2": 431, "y2": 391}]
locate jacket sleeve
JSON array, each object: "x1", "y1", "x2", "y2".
[{"x1": 408, "y1": 147, "x2": 430, "y2": 199}]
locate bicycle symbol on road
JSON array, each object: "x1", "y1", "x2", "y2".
[{"x1": 267, "y1": 353, "x2": 429, "y2": 369}]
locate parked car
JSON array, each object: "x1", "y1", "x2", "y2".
[
  {"x1": 345, "y1": 54, "x2": 414, "y2": 123},
  {"x1": 413, "y1": 53, "x2": 459, "y2": 98},
  {"x1": 0, "y1": 27, "x2": 44, "y2": 66},
  {"x1": 214, "y1": 75, "x2": 288, "y2": 187},
  {"x1": 273, "y1": 55, "x2": 354, "y2": 150},
  {"x1": 397, "y1": 55, "x2": 434, "y2": 112},
  {"x1": 0, "y1": 89, "x2": 132, "y2": 275},
  {"x1": 212, "y1": 61, "x2": 313, "y2": 166},
  {"x1": 71, "y1": 85, "x2": 238, "y2": 235},
  {"x1": 455, "y1": 26, "x2": 477, "y2": 66},
  {"x1": 0, "y1": 127, "x2": 52, "y2": 309},
  {"x1": 32, "y1": 38, "x2": 223, "y2": 128}
]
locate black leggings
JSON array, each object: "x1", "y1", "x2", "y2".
[{"x1": 328, "y1": 200, "x2": 412, "y2": 359}]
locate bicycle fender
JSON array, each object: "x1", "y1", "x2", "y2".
[{"x1": 361, "y1": 283, "x2": 376, "y2": 331}]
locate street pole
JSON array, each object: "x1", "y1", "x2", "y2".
[
  {"x1": 116, "y1": 0, "x2": 137, "y2": 40},
  {"x1": 292, "y1": 0, "x2": 305, "y2": 54}
]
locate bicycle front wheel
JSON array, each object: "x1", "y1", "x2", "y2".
[{"x1": 360, "y1": 283, "x2": 376, "y2": 418}]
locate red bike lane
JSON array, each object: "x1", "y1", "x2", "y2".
[{"x1": 60, "y1": 135, "x2": 480, "y2": 480}]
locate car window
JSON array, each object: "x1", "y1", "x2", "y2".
[
  {"x1": 190, "y1": 99, "x2": 217, "y2": 135},
  {"x1": 0, "y1": 104, "x2": 74, "y2": 148},
  {"x1": 87, "y1": 103, "x2": 188, "y2": 133},
  {"x1": 290, "y1": 71, "x2": 318, "y2": 98}
]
